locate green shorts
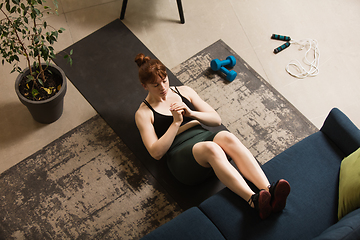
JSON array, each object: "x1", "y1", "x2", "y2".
[{"x1": 166, "y1": 125, "x2": 220, "y2": 185}]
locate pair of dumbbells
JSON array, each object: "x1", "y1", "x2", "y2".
[{"x1": 210, "y1": 56, "x2": 237, "y2": 82}]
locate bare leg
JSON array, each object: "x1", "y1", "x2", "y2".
[
  {"x1": 193, "y1": 131, "x2": 288, "y2": 218},
  {"x1": 213, "y1": 131, "x2": 270, "y2": 190},
  {"x1": 192, "y1": 141, "x2": 255, "y2": 204}
]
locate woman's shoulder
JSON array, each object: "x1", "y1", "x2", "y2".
[
  {"x1": 135, "y1": 103, "x2": 153, "y2": 126},
  {"x1": 174, "y1": 85, "x2": 196, "y2": 95},
  {"x1": 175, "y1": 85, "x2": 192, "y2": 91},
  {"x1": 136, "y1": 102, "x2": 149, "y2": 117},
  {"x1": 174, "y1": 85, "x2": 198, "y2": 99},
  {"x1": 136, "y1": 101, "x2": 149, "y2": 114}
]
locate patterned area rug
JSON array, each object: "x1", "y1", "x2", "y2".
[
  {"x1": 0, "y1": 39, "x2": 318, "y2": 239},
  {"x1": 0, "y1": 115, "x2": 181, "y2": 239},
  {"x1": 172, "y1": 40, "x2": 318, "y2": 164}
]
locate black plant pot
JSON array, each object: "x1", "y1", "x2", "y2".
[{"x1": 15, "y1": 64, "x2": 67, "y2": 124}]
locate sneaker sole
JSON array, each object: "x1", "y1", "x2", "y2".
[
  {"x1": 272, "y1": 179, "x2": 291, "y2": 213},
  {"x1": 258, "y1": 191, "x2": 272, "y2": 220}
]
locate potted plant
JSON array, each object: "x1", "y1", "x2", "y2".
[{"x1": 0, "y1": 0, "x2": 72, "y2": 124}]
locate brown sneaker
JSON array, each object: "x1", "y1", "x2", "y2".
[
  {"x1": 269, "y1": 179, "x2": 291, "y2": 213},
  {"x1": 248, "y1": 189, "x2": 272, "y2": 220}
]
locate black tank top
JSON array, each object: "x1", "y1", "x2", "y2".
[{"x1": 143, "y1": 86, "x2": 196, "y2": 138}]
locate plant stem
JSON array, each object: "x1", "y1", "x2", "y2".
[{"x1": 32, "y1": 13, "x2": 46, "y2": 83}]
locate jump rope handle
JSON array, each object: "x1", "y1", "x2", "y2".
[
  {"x1": 271, "y1": 34, "x2": 291, "y2": 41},
  {"x1": 274, "y1": 42, "x2": 291, "y2": 54}
]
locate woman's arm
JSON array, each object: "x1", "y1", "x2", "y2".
[
  {"x1": 135, "y1": 105, "x2": 183, "y2": 160},
  {"x1": 171, "y1": 86, "x2": 222, "y2": 127}
]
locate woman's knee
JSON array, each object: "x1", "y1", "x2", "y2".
[
  {"x1": 214, "y1": 131, "x2": 250, "y2": 156},
  {"x1": 214, "y1": 131, "x2": 239, "y2": 145},
  {"x1": 193, "y1": 142, "x2": 227, "y2": 167}
]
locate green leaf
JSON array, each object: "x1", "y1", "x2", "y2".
[
  {"x1": 32, "y1": 61, "x2": 38, "y2": 69},
  {"x1": 33, "y1": 48, "x2": 39, "y2": 57},
  {"x1": 53, "y1": 0, "x2": 58, "y2": 9},
  {"x1": 32, "y1": 89, "x2": 39, "y2": 98},
  {"x1": 38, "y1": 78, "x2": 44, "y2": 86},
  {"x1": 41, "y1": 45, "x2": 49, "y2": 55},
  {"x1": 34, "y1": 36, "x2": 40, "y2": 44},
  {"x1": 68, "y1": 56, "x2": 73, "y2": 66},
  {"x1": 27, "y1": 75, "x2": 34, "y2": 82},
  {"x1": 9, "y1": 55, "x2": 15, "y2": 63},
  {"x1": 34, "y1": 8, "x2": 41, "y2": 16}
]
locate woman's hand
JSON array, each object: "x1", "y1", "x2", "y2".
[
  {"x1": 170, "y1": 102, "x2": 192, "y2": 117},
  {"x1": 170, "y1": 102, "x2": 185, "y2": 124},
  {"x1": 174, "y1": 86, "x2": 222, "y2": 127}
]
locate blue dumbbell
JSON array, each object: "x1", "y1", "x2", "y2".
[
  {"x1": 220, "y1": 67, "x2": 237, "y2": 82},
  {"x1": 211, "y1": 56, "x2": 236, "y2": 71},
  {"x1": 211, "y1": 56, "x2": 237, "y2": 82}
]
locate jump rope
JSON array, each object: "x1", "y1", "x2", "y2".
[{"x1": 271, "y1": 34, "x2": 320, "y2": 79}]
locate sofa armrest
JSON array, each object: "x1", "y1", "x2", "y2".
[
  {"x1": 312, "y1": 208, "x2": 360, "y2": 240},
  {"x1": 320, "y1": 108, "x2": 360, "y2": 157}
]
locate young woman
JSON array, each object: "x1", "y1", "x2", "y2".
[{"x1": 134, "y1": 53, "x2": 290, "y2": 219}]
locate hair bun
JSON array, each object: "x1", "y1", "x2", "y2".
[{"x1": 135, "y1": 53, "x2": 151, "y2": 67}]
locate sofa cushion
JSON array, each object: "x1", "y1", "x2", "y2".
[
  {"x1": 321, "y1": 108, "x2": 360, "y2": 157},
  {"x1": 338, "y1": 147, "x2": 360, "y2": 220},
  {"x1": 313, "y1": 208, "x2": 360, "y2": 240},
  {"x1": 199, "y1": 132, "x2": 344, "y2": 240},
  {"x1": 141, "y1": 207, "x2": 225, "y2": 240}
]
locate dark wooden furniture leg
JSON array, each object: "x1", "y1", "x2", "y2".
[
  {"x1": 121, "y1": 0, "x2": 184, "y2": 24},
  {"x1": 177, "y1": 0, "x2": 185, "y2": 24},
  {"x1": 120, "y1": 0, "x2": 128, "y2": 20}
]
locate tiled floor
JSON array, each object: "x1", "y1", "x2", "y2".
[{"x1": 1, "y1": 0, "x2": 360, "y2": 174}]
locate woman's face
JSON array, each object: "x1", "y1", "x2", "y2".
[{"x1": 144, "y1": 76, "x2": 169, "y2": 98}]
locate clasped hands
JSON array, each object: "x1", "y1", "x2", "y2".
[{"x1": 169, "y1": 102, "x2": 191, "y2": 123}]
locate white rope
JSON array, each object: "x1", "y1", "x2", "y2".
[{"x1": 285, "y1": 39, "x2": 320, "y2": 79}]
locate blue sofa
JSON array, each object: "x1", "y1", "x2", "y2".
[{"x1": 142, "y1": 108, "x2": 360, "y2": 240}]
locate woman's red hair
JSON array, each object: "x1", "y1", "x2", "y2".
[{"x1": 135, "y1": 53, "x2": 167, "y2": 85}]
